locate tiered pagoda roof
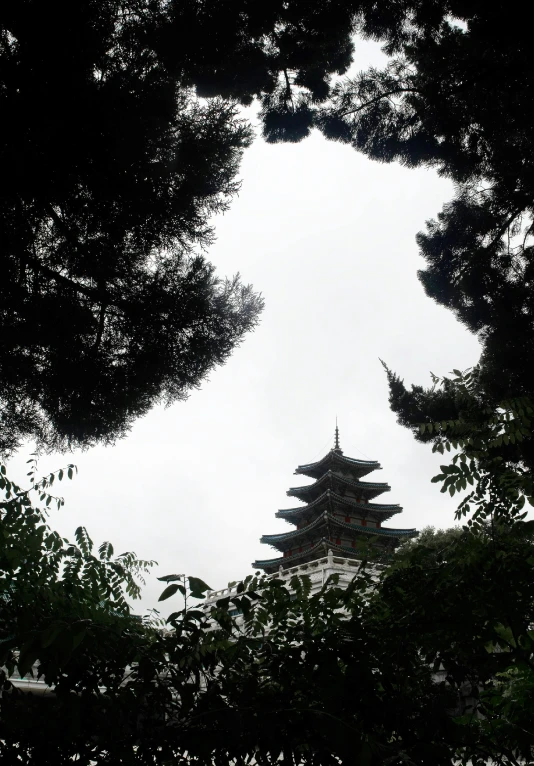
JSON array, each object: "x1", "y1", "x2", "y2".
[{"x1": 253, "y1": 425, "x2": 417, "y2": 573}]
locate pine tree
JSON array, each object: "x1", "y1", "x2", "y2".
[
  {"x1": 0, "y1": 0, "x2": 361, "y2": 453},
  {"x1": 312, "y1": 2, "x2": 534, "y2": 451}
]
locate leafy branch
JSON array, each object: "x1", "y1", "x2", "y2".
[
  {"x1": 419, "y1": 368, "x2": 534, "y2": 527},
  {"x1": 0, "y1": 455, "x2": 77, "y2": 510},
  {"x1": 1, "y1": 457, "x2": 156, "y2": 680}
]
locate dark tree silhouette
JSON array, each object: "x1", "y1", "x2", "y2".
[
  {"x1": 0, "y1": 0, "x2": 361, "y2": 454},
  {"x1": 312, "y1": 2, "x2": 534, "y2": 448},
  {"x1": 3, "y1": 1, "x2": 534, "y2": 454}
]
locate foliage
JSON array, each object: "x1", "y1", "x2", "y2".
[
  {"x1": 0, "y1": 0, "x2": 363, "y2": 455},
  {"x1": 3, "y1": 2, "x2": 534, "y2": 761},
  {"x1": 394, "y1": 524, "x2": 464, "y2": 561},
  {"x1": 384, "y1": 365, "x2": 534, "y2": 526},
  {"x1": 3, "y1": 2, "x2": 532, "y2": 451},
  {"x1": 0, "y1": 1, "x2": 267, "y2": 454},
  {"x1": 377, "y1": 520, "x2": 534, "y2": 766},
  {"x1": 315, "y1": 3, "x2": 534, "y2": 409},
  {"x1": 3, "y1": 457, "x2": 534, "y2": 766},
  {"x1": 0, "y1": 457, "x2": 157, "y2": 752}
]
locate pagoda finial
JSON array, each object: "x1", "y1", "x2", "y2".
[{"x1": 334, "y1": 417, "x2": 341, "y2": 452}]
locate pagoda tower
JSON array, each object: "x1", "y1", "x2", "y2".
[{"x1": 253, "y1": 426, "x2": 417, "y2": 573}]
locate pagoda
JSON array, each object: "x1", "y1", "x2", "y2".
[{"x1": 253, "y1": 425, "x2": 417, "y2": 573}]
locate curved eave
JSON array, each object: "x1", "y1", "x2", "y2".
[
  {"x1": 287, "y1": 470, "x2": 391, "y2": 504},
  {"x1": 277, "y1": 491, "x2": 401, "y2": 522},
  {"x1": 278, "y1": 503, "x2": 402, "y2": 517},
  {"x1": 263, "y1": 510, "x2": 329, "y2": 545},
  {"x1": 261, "y1": 513, "x2": 417, "y2": 549},
  {"x1": 254, "y1": 533, "x2": 416, "y2": 572},
  {"x1": 295, "y1": 450, "x2": 381, "y2": 480},
  {"x1": 253, "y1": 538, "x2": 338, "y2": 570}
]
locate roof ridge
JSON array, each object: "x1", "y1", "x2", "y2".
[{"x1": 295, "y1": 451, "x2": 380, "y2": 475}]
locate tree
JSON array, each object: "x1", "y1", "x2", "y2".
[
  {"x1": 328, "y1": 7, "x2": 534, "y2": 453},
  {"x1": 394, "y1": 524, "x2": 464, "y2": 560},
  {"x1": 382, "y1": 365, "x2": 534, "y2": 529},
  {"x1": 1, "y1": 0, "x2": 261, "y2": 454},
  {"x1": 0, "y1": 0, "x2": 362, "y2": 454},
  {"x1": 375, "y1": 520, "x2": 534, "y2": 766},
  {"x1": 0, "y1": 457, "x2": 163, "y2": 762},
  {"x1": 188, "y1": 522, "x2": 534, "y2": 766},
  {"x1": 313, "y1": 2, "x2": 534, "y2": 410}
]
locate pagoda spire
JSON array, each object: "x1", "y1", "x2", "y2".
[{"x1": 334, "y1": 418, "x2": 342, "y2": 454}]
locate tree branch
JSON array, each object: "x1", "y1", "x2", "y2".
[
  {"x1": 93, "y1": 302, "x2": 108, "y2": 352},
  {"x1": 336, "y1": 87, "x2": 420, "y2": 118},
  {"x1": 25, "y1": 252, "x2": 128, "y2": 312}
]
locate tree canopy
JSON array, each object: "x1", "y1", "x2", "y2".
[
  {"x1": 3, "y1": 0, "x2": 532, "y2": 452},
  {"x1": 313, "y1": 2, "x2": 534, "y2": 439},
  {"x1": 0, "y1": 0, "x2": 361, "y2": 455},
  {"x1": 1, "y1": 2, "x2": 259, "y2": 454}
]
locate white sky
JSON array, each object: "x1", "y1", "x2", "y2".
[{"x1": 8, "y1": 42, "x2": 483, "y2": 614}]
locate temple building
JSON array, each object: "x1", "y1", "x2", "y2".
[{"x1": 253, "y1": 426, "x2": 417, "y2": 573}]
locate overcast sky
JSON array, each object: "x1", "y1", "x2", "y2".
[{"x1": 9, "y1": 41, "x2": 483, "y2": 614}]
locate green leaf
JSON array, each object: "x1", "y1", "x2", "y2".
[
  {"x1": 188, "y1": 576, "x2": 212, "y2": 597},
  {"x1": 41, "y1": 622, "x2": 65, "y2": 648},
  {"x1": 158, "y1": 583, "x2": 183, "y2": 602},
  {"x1": 157, "y1": 574, "x2": 184, "y2": 583},
  {"x1": 183, "y1": 609, "x2": 206, "y2": 622},
  {"x1": 99, "y1": 541, "x2": 114, "y2": 561},
  {"x1": 71, "y1": 628, "x2": 87, "y2": 651}
]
